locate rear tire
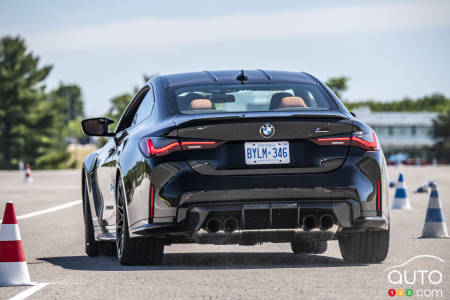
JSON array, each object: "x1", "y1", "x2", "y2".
[
  {"x1": 291, "y1": 241, "x2": 327, "y2": 254},
  {"x1": 116, "y1": 178, "x2": 164, "y2": 265},
  {"x1": 338, "y1": 228, "x2": 389, "y2": 263}
]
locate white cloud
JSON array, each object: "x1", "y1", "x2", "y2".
[{"x1": 10, "y1": 0, "x2": 450, "y2": 53}]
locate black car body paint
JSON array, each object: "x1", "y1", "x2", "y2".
[{"x1": 82, "y1": 70, "x2": 389, "y2": 262}]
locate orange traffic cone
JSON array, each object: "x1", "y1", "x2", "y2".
[
  {"x1": 24, "y1": 164, "x2": 33, "y2": 183},
  {"x1": 0, "y1": 202, "x2": 34, "y2": 286}
]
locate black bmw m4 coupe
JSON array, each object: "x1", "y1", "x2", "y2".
[{"x1": 81, "y1": 70, "x2": 389, "y2": 265}]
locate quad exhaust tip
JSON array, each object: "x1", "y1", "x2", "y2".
[
  {"x1": 302, "y1": 215, "x2": 317, "y2": 231},
  {"x1": 223, "y1": 217, "x2": 239, "y2": 233},
  {"x1": 205, "y1": 217, "x2": 222, "y2": 233},
  {"x1": 302, "y1": 214, "x2": 334, "y2": 231},
  {"x1": 319, "y1": 214, "x2": 334, "y2": 230},
  {"x1": 205, "y1": 214, "x2": 333, "y2": 233}
]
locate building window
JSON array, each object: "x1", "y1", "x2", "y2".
[
  {"x1": 412, "y1": 125, "x2": 416, "y2": 136},
  {"x1": 388, "y1": 126, "x2": 393, "y2": 135}
]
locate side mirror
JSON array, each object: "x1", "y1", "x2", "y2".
[{"x1": 81, "y1": 118, "x2": 115, "y2": 136}]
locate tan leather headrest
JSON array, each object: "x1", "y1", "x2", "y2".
[
  {"x1": 189, "y1": 99, "x2": 213, "y2": 110},
  {"x1": 279, "y1": 96, "x2": 307, "y2": 108}
]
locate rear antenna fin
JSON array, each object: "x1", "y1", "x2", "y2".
[
  {"x1": 257, "y1": 69, "x2": 272, "y2": 80},
  {"x1": 236, "y1": 70, "x2": 248, "y2": 84},
  {"x1": 204, "y1": 70, "x2": 218, "y2": 82}
]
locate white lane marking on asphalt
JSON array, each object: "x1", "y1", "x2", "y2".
[
  {"x1": 9, "y1": 283, "x2": 49, "y2": 300},
  {"x1": 0, "y1": 200, "x2": 82, "y2": 223},
  {"x1": 16, "y1": 200, "x2": 81, "y2": 220}
]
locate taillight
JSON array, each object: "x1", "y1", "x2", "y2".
[
  {"x1": 140, "y1": 138, "x2": 222, "y2": 157},
  {"x1": 312, "y1": 136, "x2": 351, "y2": 146},
  {"x1": 350, "y1": 131, "x2": 379, "y2": 151},
  {"x1": 180, "y1": 141, "x2": 219, "y2": 150},
  {"x1": 311, "y1": 131, "x2": 379, "y2": 151},
  {"x1": 146, "y1": 139, "x2": 181, "y2": 156}
]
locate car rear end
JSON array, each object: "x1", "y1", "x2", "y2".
[{"x1": 134, "y1": 73, "x2": 389, "y2": 262}]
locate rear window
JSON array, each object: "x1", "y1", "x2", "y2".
[{"x1": 172, "y1": 83, "x2": 335, "y2": 114}]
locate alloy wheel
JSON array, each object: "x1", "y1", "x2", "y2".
[{"x1": 115, "y1": 183, "x2": 125, "y2": 257}]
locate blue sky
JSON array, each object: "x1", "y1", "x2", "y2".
[{"x1": 1, "y1": 0, "x2": 450, "y2": 116}]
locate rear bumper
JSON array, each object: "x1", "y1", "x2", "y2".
[
  {"x1": 130, "y1": 195, "x2": 389, "y2": 240},
  {"x1": 146, "y1": 151, "x2": 388, "y2": 222},
  {"x1": 128, "y1": 151, "x2": 390, "y2": 242}
]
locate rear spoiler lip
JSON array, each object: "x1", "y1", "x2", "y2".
[{"x1": 174, "y1": 111, "x2": 349, "y2": 126}]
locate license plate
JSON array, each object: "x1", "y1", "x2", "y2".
[{"x1": 244, "y1": 141, "x2": 290, "y2": 165}]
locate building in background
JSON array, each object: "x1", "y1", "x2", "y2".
[{"x1": 353, "y1": 107, "x2": 438, "y2": 160}]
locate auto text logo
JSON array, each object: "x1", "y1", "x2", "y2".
[{"x1": 385, "y1": 255, "x2": 445, "y2": 298}]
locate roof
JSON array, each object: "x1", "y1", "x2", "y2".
[
  {"x1": 353, "y1": 106, "x2": 438, "y2": 126},
  {"x1": 159, "y1": 70, "x2": 317, "y2": 87}
]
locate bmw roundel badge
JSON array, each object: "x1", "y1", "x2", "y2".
[{"x1": 260, "y1": 123, "x2": 275, "y2": 138}]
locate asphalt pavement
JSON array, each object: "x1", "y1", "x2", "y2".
[{"x1": 0, "y1": 166, "x2": 449, "y2": 299}]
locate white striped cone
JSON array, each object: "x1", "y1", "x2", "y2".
[
  {"x1": 0, "y1": 201, "x2": 34, "y2": 286},
  {"x1": 392, "y1": 173, "x2": 411, "y2": 209},
  {"x1": 24, "y1": 165, "x2": 33, "y2": 183},
  {"x1": 421, "y1": 184, "x2": 448, "y2": 238}
]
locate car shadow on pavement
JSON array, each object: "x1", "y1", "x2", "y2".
[{"x1": 38, "y1": 252, "x2": 366, "y2": 271}]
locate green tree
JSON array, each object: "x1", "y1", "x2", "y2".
[
  {"x1": 325, "y1": 76, "x2": 350, "y2": 99},
  {"x1": 37, "y1": 83, "x2": 87, "y2": 168},
  {"x1": 432, "y1": 111, "x2": 450, "y2": 163},
  {"x1": 48, "y1": 82, "x2": 85, "y2": 124},
  {"x1": 47, "y1": 82, "x2": 86, "y2": 145},
  {"x1": 65, "y1": 117, "x2": 85, "y2": 140},
  {"x1": 0, "y1": 36, "x2": 55, "y2": 169},
  {"x1": 344, "y1": 93, "x2": 450, "y2": 112}
]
